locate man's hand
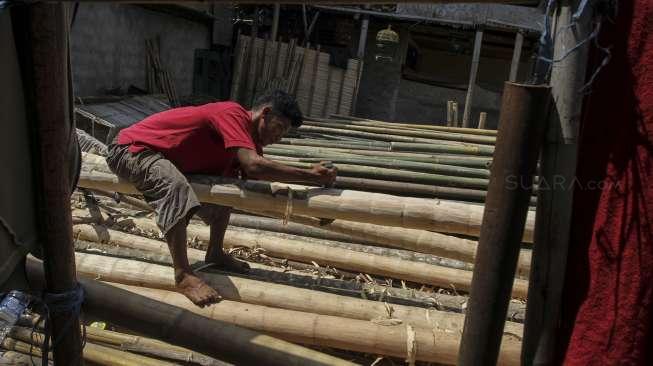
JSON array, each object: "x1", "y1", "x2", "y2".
[{"x1": 311, "y1": 161, "x2": 337, "y2": 187}]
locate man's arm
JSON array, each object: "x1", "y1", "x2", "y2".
[{"x1": 236, "y1": 148, "x2": 336, "y2": 186}]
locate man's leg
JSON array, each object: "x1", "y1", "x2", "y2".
[
  {"x1": 166, "y1": 219, "x2": 222, "y2": 306},
  {"x1": 202, "y1": 206, "x2": 250, "y2": 273}
]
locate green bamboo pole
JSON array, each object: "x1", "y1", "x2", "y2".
[
  {"x1": 265, "y1": 149, "x2": 490, "y2": 178},
  {"x1": 326, "y1": 114, "x2": 498, "y2": 136},
  {"x1": 298, "y1": 125, "x2": 492, "y2": 148},
  {"x1": 277, "y1": 161, "x2": 490, "y2": 189},
  {"x1": 279, "y1": 138, "x2": 495, "y2": 157},
  {"x1": 304, "y1": 120, "x2": 496, "y2": 145},
  {"x1": 334, "y1": 176, "x2": 488, "y2": 201}
]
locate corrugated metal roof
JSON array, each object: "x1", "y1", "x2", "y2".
[{"x1": 75, "y1": 95, "x2": 169, "y2": 129}]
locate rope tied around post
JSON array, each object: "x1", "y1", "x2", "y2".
[{"x1": 38, "y1": 283, "x2": 86, "y2": 366}]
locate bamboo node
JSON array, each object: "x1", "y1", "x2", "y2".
[{"x1": 282, "y1": 188, "x2": 294, "y2": 226}]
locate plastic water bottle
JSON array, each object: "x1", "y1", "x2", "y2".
[{"x1": 0, "y1": 291, "x2": 30, "y2": 343}]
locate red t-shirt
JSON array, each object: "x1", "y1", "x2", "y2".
[{"x1": 117, "y1": 101, "x2": 260, "y2": 176}]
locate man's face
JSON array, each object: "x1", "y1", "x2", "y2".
[{"x1": 259, "y1": 109, "x2": 291, "y2": 146}]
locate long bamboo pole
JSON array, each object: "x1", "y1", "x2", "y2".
[
  {"x1": 304, "y1": 120, "x2": 496, "y2": 145},
  {"x1": 26, "y1": 259, "x2": 355, "y2": 366},
  {"x1": 72, "y1": 223, "x2": 528, "y2": 298},
  {"x1": 115, "y1": 283, "x2": 522, "y2": 365},
  {"x1": 9, "y1": 327, "x2": 175, "y2": 366},
  {"x1": 70, "y1": 250, "x2": 525, "y2": 336},
  {"x1": 279, "y1": 138, "x2": 495, "y2": 156},
  {"x1": 79, "y1": 153, "x2": 535, "y2": 240},
  {"x1": 327, "y1": 114, "x2": 498, "y2": 136}
]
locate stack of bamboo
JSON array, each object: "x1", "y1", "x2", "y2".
[{"x1": 71, "y1": 116, "x2": 533, "y2": 364}]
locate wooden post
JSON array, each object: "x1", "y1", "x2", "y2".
[
  {"x1": 446, "y1": 100, "x2": 453, "y2": 126},
  {"x1": 522, "y1": 0, "x2": 591, "y2": 364},
  {"x1": 356, "y1": 7, "x2": 370, "y2": 59},
  {"x1": 18, "y1": 3, "x2": 84, "y2": 365},
  {"x1": 462, "y1": 29, "x2": 483, "y2": 128},
  {"x1": 478, "y1": 112, "x2": 487, "y2": 129},
  {"x1": 509, "y1": 31, "x2": 524, "y2": 82},
  {"x1": 271, "y1": 3, "x2": 280, "y2": 41},
  {"x1": 458, "y1": 83, "x2": 550, "y2": 365},
  {"x1": 452, "y1": 101, "x2": 459, "y2": 127}
]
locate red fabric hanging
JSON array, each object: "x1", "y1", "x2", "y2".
[{"x1": 559, "y1": 0, "x2": 653, "y2": 364}]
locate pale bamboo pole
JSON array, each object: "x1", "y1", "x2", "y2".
[
  {"x1": 279, "y1": 138, "x2": 495, "y2": 156},
  {"x1": 9, "y1": 327, "x2": 174, "y2": 366},
  {"x1": 71, "y1": 250, "x2": 525, "y2": 335},
  {"x1": 303, "y1": 120, "x2": 496, "y2": 145},
  {"x1": 83, "y1": 327, "x2": 227, "y2": 366},
  {"x1": 80, "y1": 153, "x2": 535, "y2": 240},
  {"x1": 114, "y1": 283, "x2": 522, "y2": 365},
  {"x1": 72, "y1": 223, "x2": 528, "y2": 298},
  {"x1": 327, "y1": 114, "x2": 498, "y2": 136}
]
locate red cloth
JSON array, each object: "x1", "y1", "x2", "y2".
[
  {"x1": 559, "y1": 1, "x2": 653, "y2": 364},
  {"x1": 117, "y1": 101, "x2": 260, "y2": 176}
]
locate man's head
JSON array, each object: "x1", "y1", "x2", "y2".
[{"x1": 250, "y1": 90, "x2": 303, "y2": 146}]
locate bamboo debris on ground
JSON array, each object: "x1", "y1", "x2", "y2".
[
  {"x1": 80, "y1": 152, "x2": 536, "y2": 241},
  {"x1": 70, "y1": 251, "x2": 524, "y2": 336},
  {"x1": 115, "y1": 284, "x2": 522, "y2": 365},
  {"x1": 9, "y1": 327, "x2": 175, "y2": 366},
  {"x1": 0, "y1": 350, "x2": 47, "y2": 365},
  {"x1": 72, "y1": 223, "x2": 529, "y2": 298}
]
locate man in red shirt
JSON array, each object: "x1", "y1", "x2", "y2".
[{"x1": 106, "y1": 90, "x2": 336, "y2": 307}]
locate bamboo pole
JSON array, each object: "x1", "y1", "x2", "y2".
[
  {"x1": 478, "y1": 112, "x2": 488, "y2": 129},
  {"x1": 276, "y1": 161, "x2": 490, "y2": 189},
  {"x1": 328, "y1": 114, "x2": 498, "y2": 136},
  {"x1": 70, "y1": 250, "x2": 525, "y2": 336},
  {"x1": 82, "y1": 327, "x2": 228, "y2": 366},
  {"x1": 304, "y1": 120, "x2": 496, "y2": 145},
  {"x1": 9, "y1": 327, "x2": 174, "y2": 366},
  {"x1": 26, "y1": 259, "x2": 355, "y2": 366},
  {"x1": 266, "y1": 145, "x2": 494, "y2": 168},
  {"x1": 0, "y1": 350, "x2": 46, "y2": 365},
  {"x1": 80, "y1": 153, "x2": 536, "y2": 240},
  {"x1": 72, "y1": 222, "x2": 529, "y2": 298},
  {"x1": 462, "y1": 29, "x2": 483, "y2": 128},
  {"x1": 115, "y1": 284, "x2": 522, "y2": 365},
  {"x1": 265, "y1": 148, "x2": 491, "y2": 178}
]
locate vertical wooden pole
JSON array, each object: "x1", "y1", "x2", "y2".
[
  {"x1": 509, "y1": 32, "x2": 524, "y2": 83},
  {"x1": 478, "y1": 112, "x2": 487, "y2": 129},
  {"x1": 21, "y1": 3, "x2": 84, "y2": 365},
  {"x1": 446, "y1": 101, "x2": 453, "y2": 126},
  {"x1": 271, "y1": 4, "x2": 280, "y2": 41},
  {"x1": 356, "y1": 8, "x2": 370, "y2": 59},
  {"x1": 522, "y1": 1, "x2": 591, "y2": 364},
  {"x1": 452, "y1": 101, "x2": 459, "y2": 127},
  {"x1": 462, "y1": 29, "x2": 483, "y2": 128},
  {"x1": 458, "y1": 82, "x2": 550, "y2": 366}
]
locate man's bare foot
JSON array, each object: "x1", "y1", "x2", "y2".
[
  {"x1": 206, "y1": 253, "x2": 251, "y2": 274},
  {"x1": 176, "y1": 271, "x2": 222, "y2": 307}
]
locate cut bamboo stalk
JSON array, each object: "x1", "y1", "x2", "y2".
[
  {"x1": 80, "y1": 153, "x2": 535, "y2": 241},
  {"x1": 75, "y1": 221, "x2": 530, "y2": 298},
  {"x1": 329, "y1": 114, "x2": 497, "y2": 136},
  {"x1": 478, "y1": 112, "x2": 488, "y2": 129},
  {"x1": 264, "y1": 150, "x2": 491, "y2": 178},
  {"x1": 26, "y1": 259, "x2": 354, "y2": 366},
  {"x1": 9, "y1": 327, "x2": 174, "y2": 366},
  {"x1": 0, "y1": 350, "x2": 47, "y2": 365},
  {"x1": 83, "y1": 327, "x2": 229, "y2": 366},
  {"x1": 71, "y1": 250, "x2": 525, "y2": 335},
  {"x1": 304, "y1": 119, "x2": 496, "y2": 145},
  {"x1": 115, "y1": 284, "x2": 522, "y2": 365},
  {"x1": 277, "y1": 160, "x2": 490, "y2": 189}
]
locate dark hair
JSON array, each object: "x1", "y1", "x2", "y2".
[{"x1": 253, "y1": 89, "x2": 303, "y2": 127}]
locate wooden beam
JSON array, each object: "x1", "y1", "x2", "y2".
[
  {"x1": 18, "y1": 3, "x2": 84, "y2": 365},
  {"x1": 271, "y1": 3, "x2": 280, "y2": 41},
  {"x1": 458, "y1": 82, "x2": 550, "y2": 365},
  {"x1": 462, "y1": 29, "x2": 483, "y2": 128},
  {"x1": 522, "y1": 0, "x2": 591, "y2": 364},
  {"x1": 509, "y1": 31, "x2": 524, "y2": 82}
]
